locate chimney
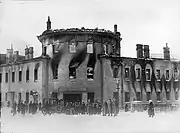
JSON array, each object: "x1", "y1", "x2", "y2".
[
  {"x1": 29, "y1": 47, "x2": 34, "y2": 59},
  {"x1": 163, "y1": 43, "x2": 170, "y2": 60},
  {"x1": 136, "y1": 44, "x2": 144, "y2": 58},
  {"x1": 144, "y1": 45, "x2": 150, "y2": 59},
  {"x1": 114, "y1": 24, "x2": 117, "y2": 34},
  {"x1": 6, "y1": 48, "x2": 13, "y2": 63},
  {"x1": 25, "y1": 47, "x2": 29, "y2": 60},
  {"x1": 14, "y1": 51, "x2": 19, "y2": 62},
  {"x1": 47, "y1": 16, "x2": 51, "y2": 30}
]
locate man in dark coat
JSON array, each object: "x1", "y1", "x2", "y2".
[
  {"x1": 148, "y1": 101, "x2": 155, "y2": 117},
  {"x1": 17, "y1": 101, "x2": 21, "y2": 113},
  {"x1": 38, "y1": 102, "x2": 42, "y2": 111},
  {"x1": 29, "y1": 101, "x2": 32, "y2": 114}
]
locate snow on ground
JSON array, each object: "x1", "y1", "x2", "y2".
[{"x1": 1, "y1": 108, "x2": 180, "y2": 133}]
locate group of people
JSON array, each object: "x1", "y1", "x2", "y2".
[
  {"x1": 2, "y1": 98, "x2": 157, "y2": 118},
  {"x1": 42, "y1": 99, "x2": 102, "y2": 115},
  {"x1": 11, "y1": 101, "x2": 42, "y2": 116},
  {"x1": 102, "y1": 99, "x2": 119, "y2": 116}
]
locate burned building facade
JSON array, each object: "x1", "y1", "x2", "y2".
[
  {"x1": 37, "y1": 17, "x2": 121, "y2": 104},
  {"x1": 0, "y1": 17, "x2": 179, "y2": 108}
]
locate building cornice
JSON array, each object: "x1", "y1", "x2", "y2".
[
  {"x1": 0, "y1": 55, "x2": 50, "y2": 67},
  {"x1": 37, "y1": 28, "x2": 122, "y2": 42}
]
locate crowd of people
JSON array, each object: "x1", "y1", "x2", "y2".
[
  {"x1": 4, "y1": 98, "x2": 176, "y2": 117},
  {"x1": 1, "y1": 98, "x2": 119, "y2": 117},
  {"x1": 11, "y1": 101, "x2": 41, "y2": 116}
]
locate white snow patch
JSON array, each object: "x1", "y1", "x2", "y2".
[{"x1": 1, "y1": 107, "x2": 180, "y2": 133}]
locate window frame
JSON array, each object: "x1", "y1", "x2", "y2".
[
  {"x1": 146, "y1": 92, "x2": 151, "y2": 101},
  {"x1": 103, "y1": 43, "x2": 108, "y2": 55},
  {"x1": 113, "y1": 66, "x2": 119, "y2": 79},
  {"x1": 156, "y1": 69, "x2": 161, "y2": 81},
  {"x1": 166, "y1": 91, "x2": 170, "y2": 100},
  {"x1": 125, "y1": 92, "x2": 130, "y2": 102},
  {"x1": 19, "y1": 70, "x2": 22, "y2": 82},
  {"x1": 87, "y1": 66, "x2": 94, "y2": 80},
  {"x1": 165, "y1": 69, "x2": 170, "y2": 81},
  {"x1": 53, "y1": 63, "x2": 59, "y2": 80},
  {"x1": 5, "y1": 72, "x2": 8, "y2": 83},
  {"x1": 69, "y1": 41, "x2": 76, "y2": 54},
  {"x1": 124, "y1": 67, "x2": 130, "y2": 81},
  {"x1": 157, "y1": 92, "x2": 161, "y2": 101},
  {"x1": 26, "y1": 68, "x2": 29, "y2": 82},
  {"x1": 34, "y1": 68, "x2": 38, "y2": 82},
  {"x1": 145, "y1": 68, "x2": 151, "y2": 81},
  {"x1": 136, "y1": 68, "x2": 141, "y2": 81},
  {"x1": 69, "y1": 67, "x2": 76, "y2": 79},
  {"x1": 136, "y1": 92, "x2": 141, "y2": 101},
  {"x1": 87, "y1": 41, "x2": 94, "y2": 54},
  {"x1": 12, "y1": 71, "x2": 15, "y2": 82},
  {"x1": 174, "y1": 68, "x2": 179, "y2": 81}
]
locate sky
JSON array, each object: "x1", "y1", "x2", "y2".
[{"x1": 0, "y1": 0, "x2": 180, "y2": 59}]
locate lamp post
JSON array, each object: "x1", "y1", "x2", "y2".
[{"x1": 116, "y1": 78, "x2": 120, "y2": 112}]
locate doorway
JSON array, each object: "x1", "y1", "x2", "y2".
[{"x1": 63, "y1": 94, "x2": 82, "y2": 103}]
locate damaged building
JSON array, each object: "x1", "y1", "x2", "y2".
[{"x1": 0, "y1": 16, "x2": 179, "y2": 108}]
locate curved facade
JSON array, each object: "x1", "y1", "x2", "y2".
[{"x1": 37, "y1": 21, "x2": 122, "y2": 103}]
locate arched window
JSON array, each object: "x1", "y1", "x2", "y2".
[
  {"x1": 156, "y1": 69, "x2": 161, "y2": 81},
  {"x1": 174, "y1": 67, "x2": 179, "y2": 81},
  {"x1": 124, "y1": 67, "x2": 130, "y2": 80},
  {"x1": 135, "y1": 64, "x2": 142, "y2": 81},
  {"x1": 145, "y1": 64, "x2": 152, "y2": 81}
]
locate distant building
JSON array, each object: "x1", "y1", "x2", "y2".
[{"x1": 0, "y1": 17, "x2": 179, "y2": 108}]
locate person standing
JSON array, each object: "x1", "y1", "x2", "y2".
[
  {"x1": 112, "y1": 98, "x2": 116, "y2": 116},
  {"x1": 38, "y1": 102, "x2": 42, "y2": 111},
  {"x1": 29, "y1": 101, "x2": 32, "y2": 114},
  {"x1": 107, "y1": 99, "x2": 111, "y2": 116},
  {"x1": 148, "y1": 100, "x2": 155, "y2": 117},
  {"x1": 110, "y1": 99, "x2": 113, "y2": 116}
]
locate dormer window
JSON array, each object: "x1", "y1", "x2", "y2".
[
  {"x1": 146, "y1": 69, "x2": 151, "y2": 81},
  {"x1": 69, "y1": 42, "x2": 76, "y2": 53},
  {"x1": 166, "y1": 70, "x2": 170, "y2": 81},
  {"x1": 87, "y1": 40, "x2": 93, "y2": 54},
  {"x1": 156, "y1": 69, "x2": 161, "y2": 81},
  {"x1": 136, "y1": 68, "x2": 141, "y2": 80},
  {"x1": 125, "y1": 67, "x2": 130, "y2": 80}
]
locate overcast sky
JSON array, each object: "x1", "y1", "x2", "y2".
[{"x1": 0, "y1": 0, "x2": 180, "y2": 59}]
